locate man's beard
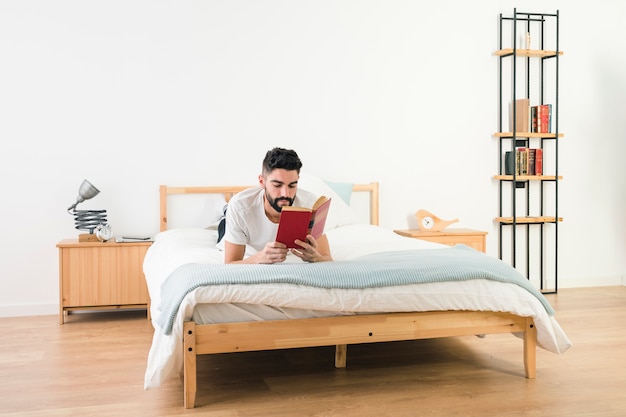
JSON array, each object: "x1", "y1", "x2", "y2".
[{"x1": 266, "y1": 191, "x2": 294, "y2": 213}]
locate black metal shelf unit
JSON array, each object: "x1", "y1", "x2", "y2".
[{"x1": 495, "y1": 9, "x2": 562, "y2": 293}]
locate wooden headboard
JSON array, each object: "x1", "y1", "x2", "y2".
[{"x1": 159, "y1": 183, "x2": 379, "y2": 232}]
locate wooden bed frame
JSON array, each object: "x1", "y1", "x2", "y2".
[{"x1": 158, "y1": 183, "x2": 537, "y2": 409}]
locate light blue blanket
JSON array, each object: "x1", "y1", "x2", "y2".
[{"x1": 156, "y1": 245, "x2": 554, "y2": 335}]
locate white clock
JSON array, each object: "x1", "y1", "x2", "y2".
[
  {"x1": 95, "y1": 223, "x2": 113, "y2": 242},
  {"x1": 421, "y1": 215, "x2": 435, "y2": 230},
  {"x1": 415, "y1": 209, "x2": 459, "y2": 232}
]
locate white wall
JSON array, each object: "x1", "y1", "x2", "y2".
[{"x1": 1, "y1": 1, "x2": 624, "y2": 317}]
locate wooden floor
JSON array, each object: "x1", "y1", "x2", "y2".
[{"x1": 0, "y1": 286, "x2": 625, "y2": 416}]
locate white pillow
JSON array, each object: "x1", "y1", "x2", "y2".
[
  {"x1": 297, "y1": 173, "x2": 358, "y2": 230},
  {"x1": 164, "y1": 193, "x2": 227, "y2": 230},
  {"x1": 326, "y1": 224, "x2": 446, "y2": 260},
  {"x1": 203, "y1": 194, "x2": 228, "y2": 228}
]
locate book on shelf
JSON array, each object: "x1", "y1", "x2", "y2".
[
  {"x1": 275, "y1": 196, "x2": 332, "y2": 249},
  {"x1": 527, "y1": 148, "x2": 536, "y2": 175},
  {"x1": 504, "y1": 149, "x2": 526, "y2": 175},
  {"x1": 504, "y1": 148, "x2": 543, "y2": 176},
  {"x1": 535, "y1": 148, "x2": 543, "y2": 175},
  {"x1": 517, "y1": 147, "x2": 528, "y2": 175},
  {"x1": 531, "y1": 104, "x2": 552, "y2": 133},
  {"x1": 505, "y1": 151, "x2": 515, "y2": 175},
  {"x1": 510, "y1": 98, "x2": 530, "y2": 133}
]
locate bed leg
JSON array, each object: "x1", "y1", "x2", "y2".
[
  {"x1": 523, "y1": 317, "x2": 537, "y2": 379},
  {"x1": 335, "y1": 344, "x2": 347, "y2": 368},
  {"x1": 184, "y1": 321, "x2": 197, "y2": 409}
]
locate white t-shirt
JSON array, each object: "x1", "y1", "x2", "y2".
[{"x1": 217, "y1": 186, "x2": 318, "y2": 255}]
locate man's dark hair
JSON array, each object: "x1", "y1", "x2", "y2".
[{"x1": 262, "y1": 147, "x2": 303, "y2": 175}]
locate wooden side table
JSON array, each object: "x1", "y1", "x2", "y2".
[
  {"x1": 57, "y1": 239, "x2": 152, "y2": 324},
  {"x1": 393, "y1": 228, "x2": 487, "y2": 253}
]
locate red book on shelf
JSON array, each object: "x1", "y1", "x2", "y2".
[
  {"x1": 275, "y1": 196, "x2": 332, "y2": 249},
  {"x1": 531, "y1": 104, "x2": 552, "y2": 133},
  {"x1": 537, "y1": 105, "x2": 551, "y2": 133}
]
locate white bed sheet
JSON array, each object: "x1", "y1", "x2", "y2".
[{"x1": 144, "y1": 224, "x2": 572, "y2": 389}]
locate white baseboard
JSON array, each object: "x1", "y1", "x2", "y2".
[
  {"x1": 0, "y1": 303, "x2": 58, "y2": 318},
  {"x1": 555, "y1": 275, "x2": 624, "y2": 288}
]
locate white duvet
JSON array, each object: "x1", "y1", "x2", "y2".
[{"x1": 144, "y1": 224, "x2": 572, "y2": 389}]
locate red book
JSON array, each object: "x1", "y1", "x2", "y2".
[
  {"x1": 537, "y1": 105, "x2": 550, "y2": 133},
  {"x1": 275, "y1": 196, "x2": 332, "y2": 248},
  {"x1": 535, "y1": 148, "x2": 543, "y2": 175},
  {"x1": 531, "y1": 105, "x2": 552, "y2": 133}
]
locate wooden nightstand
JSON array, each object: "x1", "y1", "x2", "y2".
[
  {"x1": 394, "y1": 228, "x2": 487, "y2": 253},
  {"x1": 57, "y1": 239, "x2": 152, "y2": 324}
]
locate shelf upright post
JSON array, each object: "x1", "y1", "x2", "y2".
[
  {"x1": 523, "y1": 11, "x2": 532, "y2": 285},
  {"x1": 552, "y1": 10, "x2": 560, "y2": 293},
  {"x1": 511, "y1": 8, "x2": 518, "y2": 268},
  {"x1": 539, "y1": 15, "x2": 546, "y2": 289},
  {"x1": 497, "y1": 13, "x2": 503, "y2": 261}
]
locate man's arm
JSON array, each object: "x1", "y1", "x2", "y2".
[{"x1": 224, "y1": 240, "x2": 289, "y2": 264}]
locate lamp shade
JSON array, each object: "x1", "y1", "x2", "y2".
[
  {"x1": 68, "y1": 179, "x2": 100, "y2": 212},
  {"x1": 76, "y1": 179, "x2": 100, "y2": 203}
]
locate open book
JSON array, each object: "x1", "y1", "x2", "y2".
[{"x1": 275, "y1": 196, "x2": 331, "y2": 249}]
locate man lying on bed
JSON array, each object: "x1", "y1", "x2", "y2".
[{"x1": 217, "y1": 147, "x2": 333, "y2": 264}]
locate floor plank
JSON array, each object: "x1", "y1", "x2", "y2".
[{"x1": 0, "y1": 286, "x2": 624, "y2": 416}]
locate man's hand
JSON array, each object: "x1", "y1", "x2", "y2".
[
  {"x1": 257, "y1": 241, "x2": 289, "y2": 264},
  {"x1": 291, "y1": 234, "x2": 333, "y2": 263},
  {"x1": 224, "y1": 241, "x2": 288, "y2": 264}
]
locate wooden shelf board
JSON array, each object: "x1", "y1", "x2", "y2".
[
  {"x1": 494, "y1": 175, "x2": 563, "y2": 181},
  {"x1": 494, "y1": 132, "x2": 564, "y2": 139},
  {"x1": 494, "y1": 49, "x2": 564, "y2": 58},
  {"x1": 495, "y1": 216, "x2": 563, "y2": 224}
]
